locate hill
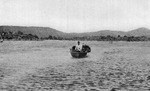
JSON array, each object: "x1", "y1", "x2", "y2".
[
  {"x1": 0, "y1": 26, "x2": 66, "y2": 38},
  {"x1": 127, "y1": 27, "x2": 150, "y2": 37},
  {"x1": 0, "y1": 26, "x2": 150, "y2": 40},
  {"x1": 80, "y1": 30, "x2": 126, "y2": 37},
  {"x1": 75, "y1": 27, "x2": 150, "y2": 37}
]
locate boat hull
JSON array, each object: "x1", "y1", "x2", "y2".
[{"x1": 70, "y1": 49, "x2": 87, "y2": 58}]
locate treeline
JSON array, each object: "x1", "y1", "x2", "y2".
[
  {"x1": 44, "y1": 35, "x2": 150, "y2": 41},
  {"x1": 70, "y1": 35, "x2": 149, "y2": 41},
  {"x1": 0, "y1": 30, "x2": 150, "y2": 41},
  {"x1": 0, "y1": 31, "x2": 39, "y2": 40}
]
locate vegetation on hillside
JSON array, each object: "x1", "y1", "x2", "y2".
[
  {"x1": 0, "y1": 26, "x2": 150, "y2": 41},
  {"x1": 65, "y1": 35, "x2": 149, "y2": 41},
  {"x1": 0, "y1": 31, "x2": 39, "y2": 41},
  {"x1": 0, "y1": 30, "x2": 150, "y2": 41}
]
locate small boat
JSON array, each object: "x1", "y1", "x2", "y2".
[
  {"x1": 70, "y1": 49, "x2": 88, "y2": 58},
  {"x1": 70, "y1": 45, "x2": 91, "y2": 58}
]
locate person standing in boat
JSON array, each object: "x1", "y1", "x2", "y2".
[{"x1": 75, "y1": 41, "x2": 83, "y2": 52}]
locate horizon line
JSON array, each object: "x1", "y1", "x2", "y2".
[{"x1": 0, "y1": 25, "x2": 149, "y2": 33}]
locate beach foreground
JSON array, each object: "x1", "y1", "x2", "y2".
[{"x1": 0, "y1": 40, "x2": 150, "y2": 91}]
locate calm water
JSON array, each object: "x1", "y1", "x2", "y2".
[
  {"x1": 0, "y1": 40, "x2": 149, "y2": 70},
  {"x1": 1, "y1": 40, "x2": 150, "y2": 91},
  {"x1": 1, "y1": 40, "x2": 150, "y2": 90},
  {"x1": 0, "y1": 40, "x2": 103, "y2": 70}
]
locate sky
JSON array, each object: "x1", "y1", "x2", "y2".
[{"x1": 0, "y1": 0, "x2": 150, "y2": 33}]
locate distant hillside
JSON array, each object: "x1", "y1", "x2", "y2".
[
  {"x1": 127, "y1": 27, "x2": 150, "y2": 37},
  {"x1": 80, "y1": 30, "x2": 126, "y2": 37},
  {"x1": 0, "y1": 26, "x2": 66, "y2": 38},
  {"x1": 0, "y1": 26, "x2": 150, "y2": 39},
  {"x1": 67, "y1": 30, "x2": 127, "y2": 38},
  {"x1": 74, "y1": 27, "x2": 150, "y2": 37}
]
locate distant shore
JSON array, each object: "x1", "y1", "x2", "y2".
[{"x1": 1, "y1": 26, "x2": 150, "y2": 41}]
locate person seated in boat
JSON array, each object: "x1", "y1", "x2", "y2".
[{"x1": 75, "y1": 41, "x2": 83, "y2": 52}]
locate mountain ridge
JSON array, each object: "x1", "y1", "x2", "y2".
[{"x1": 0, "y1": 26, "x2": 150, "y2": 38}]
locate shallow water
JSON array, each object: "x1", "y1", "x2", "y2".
[
  {"x1": 0, "y1": 40, "x2": 104, "y2": 66},
  {"x1": 1, "y1": 40, "x2": 150, "y2": 91},
  {"x1": 0, "y1": 40, "x2": 150, "y2": 71}
]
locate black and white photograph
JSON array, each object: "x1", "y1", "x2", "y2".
[{"x1": 0, "y1": 0, "x2": 150, "y2": 91}]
